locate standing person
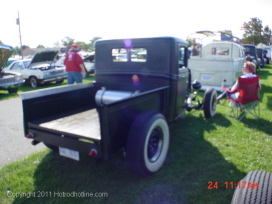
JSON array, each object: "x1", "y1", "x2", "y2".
[
  {"x1": 64, "y1": 44, "x2": 86, "y2": 84},
  {"x1": 192, "y1": 45, "x2": 200, "y2": 56},
  {"x1": 191, "y1": 39, "x2": 200, "y2": 56}
]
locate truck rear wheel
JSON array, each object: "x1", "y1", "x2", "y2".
[
  {"x1": 126, "y1": 111, "x2": 169, "y2": 177},
  {"x1": 203, "y1": 88, "x2": 217, "y2": 118},
  {"x1": 231, "y1": 171, "x2": 272, "y2": 204}
]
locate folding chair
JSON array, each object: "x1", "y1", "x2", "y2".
[{"x1": 222, "y1": 76, "x2": 260, "y2": 121}]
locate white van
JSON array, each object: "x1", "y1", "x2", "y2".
[{"x1": 189, "y1": 41, "x2": 245, "y2": 92}]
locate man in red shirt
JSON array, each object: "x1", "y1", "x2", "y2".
[{"x1": 64, "y1": 44, "x2": 86, "y2": 84}]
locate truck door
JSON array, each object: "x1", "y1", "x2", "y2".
[{"x1": 176, "y1": 46, "x2": 189, "y2": 116}]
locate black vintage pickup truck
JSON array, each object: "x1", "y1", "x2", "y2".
[{"x1": 20, "y1": 37, "x2": 217, "y2": 176}]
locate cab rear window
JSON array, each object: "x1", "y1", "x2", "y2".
[{"x1": 112, "y1": 48, "x2": 147, "y2": 62}]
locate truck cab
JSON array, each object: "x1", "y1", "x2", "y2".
[{"x1": 94, "y1": 37, "x2": 190, "y2": 120}]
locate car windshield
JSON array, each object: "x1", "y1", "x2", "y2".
[
  {"x1": 244, "y1": 46, "x2": 256, "y2": 56},
  {"x1": 256, "y1": 49, "x2": 263, "y2": 57},
  {"x1": 23, "y1": 60, "x2": 31, "y2": 67}
]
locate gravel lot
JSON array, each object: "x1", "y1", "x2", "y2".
[{"x1": 0, "y1": 97, "x2": 45, "y2": 168}]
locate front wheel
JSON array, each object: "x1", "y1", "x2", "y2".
[
  {"x1": 29, "y1": 76, "x2": 38, "y2": 88},
  {"x1": 8, "y1": 88, "x2": 18, "y2": 94},
  {"x1": 126, "y1": 111, "x2": 169, "y2": 177},
  {"x1": 56, "y1": 80, "x2": 64, "y2": 84},
  {"x1": 203, "y1": 88, "x2": 217, "y2": 118}
]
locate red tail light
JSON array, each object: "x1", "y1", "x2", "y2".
[
  {"x1": 88, "y1": 149, "x2": 97, "y2": 157},
  {"x1": 26, "y1": 133, "x2": 34, "y2": 139}
]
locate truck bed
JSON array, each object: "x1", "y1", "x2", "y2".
[
  {"x1": 29, "y1": 108, "x2": 101, "y2": 140},
  {"x1": 21, "y1": 82, "x2": 170, "y2": 160}
]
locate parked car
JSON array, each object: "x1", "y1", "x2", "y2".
[
  {"x1": 242, "y1": 44, "x2": 260, "y2": 71},
  {"x1": 82, "y1": 54, "x2": 95, "y2": 75},
  {"x1": 4, "y1": 49, "x2": 67, "y2": 88},
  {"x1": 55, "y1": 53, "x2": 95, "y2": 78},
  {"x1": 189, "y1": 41, "x2": 245, "y2": 92},
  {"x1": 263, "y1": 50, "x2": 269, "y2": 64},
  {"x1": 262, "y1": 46, "x2": 271, "y2": 64},
  {"x1": 0, "y1": 44, "x2": 24, "y2": 93},
  {"x1": 4, "y1": 58, "x2": 18, "y2": 68},
  {"x1": 256, "y1": 48, "x2": 266, "y2": 67}
]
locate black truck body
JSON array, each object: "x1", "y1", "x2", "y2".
[{"x1": 20, "y1": 37, "x2": 217, "y2": 176}]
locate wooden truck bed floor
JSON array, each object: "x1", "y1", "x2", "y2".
[{"x1": 30, "y1": 109, "x2": 101, "y2": 140}]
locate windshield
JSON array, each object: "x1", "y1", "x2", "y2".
[
  {"x1": 244, "y1": 46, "x2": 256, "y2": 56},
  {"x1": 23, "y1": 60, "x2": 31, "y2": 67}
]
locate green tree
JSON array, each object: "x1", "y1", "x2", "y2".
[
  {"x1": 87, "y1": 36, "x2": 102, "y2": 52},
  {"x1": 61, "y1": 36, "x2": 75, "y2": 47},
  {"x1": 76, "y1": 41, "x2": 87, "y2": 50},
  {"x1": 60, "y1": 36, "x2": 101, "y2": 51},
  {"x1": 241, "y1": 18, "x2": 271, "y2": 45},
  {"x1": 79, "y1": 42, "x2": 92, "y2": 51},
  {"x1": 13, "y1": 46, "x2": 20, "y2": 55},
  {"x1": 37, "y1": 45, "x2": 45, "y2": 48},
  {"x1": 74, "y1": 37, "x2": 101, "y2": 51},
  {"x1": 18, "y1": 45, "x2": 30, "y2": 56},
  {"x1": 263, "y1": 25, "x2": 272, "y2": 45}
]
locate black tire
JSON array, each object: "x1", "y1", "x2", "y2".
[
  {"x1": 43, "y1": 142, "x2": 58, "y2": 152},
  {"x1": 126, "y1": 111, "x2": 169, "y2": 177},
  {"x1": 56, "y1": 80, "x2": 64, "y2": 84},
  {"x1": 8, "y1": 88, "x2": 18, "y2": 94},
  {"x1": 203, "y1": 88, "x2": 217, "y2": 118},
  {"x1": 29, "y1": 76, "x2": 38, "y2": 88},
  {"x1": 231, "y1": 171, "x2": 272, "y2": 204}
]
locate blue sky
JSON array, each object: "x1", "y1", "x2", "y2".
[{"x1": 1, "y1": 0, "x2": 271, "y2": 48}]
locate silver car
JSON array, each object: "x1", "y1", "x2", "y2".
[
  {"x1": 5, "y1": 49, "x2": 67, "y2": 88},
  {"x1": 0, "y1": 44, "x2": 24, "y2": 93},
  {"x1": 55, "y1": 53, "x2": 95, "y2": 78}
]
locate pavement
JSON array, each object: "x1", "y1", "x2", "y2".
[{"x1": 0, "y1": 97, "x2": 45, "y2": 168}]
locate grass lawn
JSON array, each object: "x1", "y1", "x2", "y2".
[{"x1": 0, "y1": 66, "x2": 272, "y2": 204}]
